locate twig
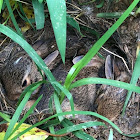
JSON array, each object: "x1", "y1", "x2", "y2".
[{"x1": 102, "y1": 46, "x2": 131, "y2": 73}]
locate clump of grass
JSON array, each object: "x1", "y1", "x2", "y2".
[{"x1": 0, "y1": 0, "x2": 140, "y2": 139}]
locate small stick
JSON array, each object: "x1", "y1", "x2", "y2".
[{"x1": 102, "y1": 46, "x2": 130, "y2": 73}]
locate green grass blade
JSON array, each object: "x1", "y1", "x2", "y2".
[
  {"x1": 61, "y1": 119, "x2": 94, "y2": 140},
  {"x1": 17, "y1": 2, "x2": 35, "y2": 29},
  {"x1": 64, "y1": 0, "x2": 139, "y2": 92},
  {"x1": 41, "y1": 119, "x2": 60, "y2": 129},
  {"x1": 2, "y1": 0, "x2": 6, "y2": 10},
  {"x1": 11, "y1": 111, "x2": 122, "y2": 139},
  {"x1": 122, "y1": 50, "x2": 140, "y2": 115},
  {"x1": 48, "y1": 94, "x2": 54, "y2": 113},
  {"x1": 46, "y1": 0, "x2": 66, "y2": 63},
  {"x1": 96, "y1": 0, "x2": 104, "y2": 8},
  {"x1": 0, "y1": 0, "x2": 3, "y2": 13},
  {"x1": 32, "y1": 0, "x2": 45, "y2": 29},
  {"x1": 136, "y1": 6, "x2": 140, "y2": 15},
  {"x1": 123, "y1": 132, "x2": 140, "y2": 137},
  {"x1": 16, "y1": 8, "x2": 35, "y2": 30},
  {"x1": 17, "y1": 81, "x2": 45, "y2": 106},
  {"x1": 5, "y1": 0, "x2": 23, "y2": 37},
  {"x1": 53, "y1": 81, "x2": 74, "y2": 112},
  {"x1": 108, "y1": 129, "x2": 113, "y2": 140},
  {"x1": 80, "y1": 25, "x2": 100, "y2": 39},
  {"x1": 49, "y1": 126, "x2": 57, "y2": 140},
  {"x1": 18, "y1": 2, "x2": 35, "y2": 24},
  {"x1": 53, "y1": 79, "x2": 75, "y2": 121},
  {"x1": 69, "y1": 77, "x2": 140, "y2": 93},
  {"x1": 49, "y1": 94, "x2": 57, "y2": 114},
  {"x1": 54, "y1": 93, "x2": 63, "y2": 121},
  {"x1": 97, "y1": 12, "x2": 123, "y2": 18},
  {"x1": 56, "y1": 121, "x2": 106, "y2": 135},
  {"x1": 67, "y1": 14, "x2": 84, "y2": 37},
  {"x1": 38, "y1": 0, "x2": 43, "y2": 3},
  {"x1": 4, "y1": 82, "x2": 43, "y2": 140},
  {"x1": 0, "y1": 121, "x2": 7, "y2": 125},
  {"x1": 11, "y1": 95, "x2": 43, "y2": 138},
  {"x1": 0, "y1": 112, "x2": 11, "y2": 122}
]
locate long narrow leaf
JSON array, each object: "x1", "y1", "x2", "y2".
[
  {"x1": 38, "y1": 0, "x2": 43, "y2": 3},
  {"x1": 122, "y1": 50, "x2": 140, "y2": 115},
  {"x1": 17, "y1": 2, "x2": 35, "y2": 29},
  {"x1": 56, "y1": 121, "x2": 106, "y2": 134},
  {"x1": 108, "y1": 129, "x2": 113, "y2": 140},
  {"x1": 0, "y1": 121, "x2": 7, "y2": 125},
  {"x1": 69, "y1": 78, "x2": 140, "y2": 93},
  {"x1": 4, "y1": 82, "x2": 43, "y2": 140},
  {"x1": 11, "y1": 111, "x2": 123, "y2": 140},
  {"x1": 54, "y1": 93, "x2": 63, "y2": 121},
  {"x1": 53, "y1": 80, "x2": 75, "y2": 121},
  {"x1": 67, "y1": 14, "x2": 83, "y2": 37},
  {"x1": 96, "y1": 0, "x2": 104, "y2": 8},
  {"x1": 0, "y1": 0, "x2": 3, "y2": 13},
  {"x1": 97, "y1": 12, "x2": 123, "y2": 18},
  {"x1": 49, "y1": 126, "x2": 57, "y2": 140},
  {"x1": 5, "y1": 0, "x2": 23, "y2": 37},
  {"x1": 11, "y1": 95, "x2": 43, "y2": 138},
  {"x1": 0, "y1": 112, "x2": 11, "y2": 122},
  {"x1": 61, "y1": 119, "x2": 94, "y2": 140},
  {"x1": 46, "y1": 0, "x2": 66, "y2": 63},
  {"x1": 32, "y1": 0, "x2": 45, "y2": 29},
  {"x1": 17, "y1": 81, "x2": 45, "y2": 106},
  {"x1": 123, "y1": 132, "x2": 140, "y2": 137},
  {"x1": 63, "y1": 0, "x2": 139, "y2": 101},
  {"x1": 53, "y1": 81, "x2": 74, "y2": 112}
]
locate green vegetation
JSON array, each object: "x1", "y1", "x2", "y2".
[{"x1": 0, "y1": 0, "x2": 140, "y2": 139}]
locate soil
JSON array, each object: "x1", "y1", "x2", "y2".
[{"x1": 0, "y1": 0, "x2": 140, "y2": 139}]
